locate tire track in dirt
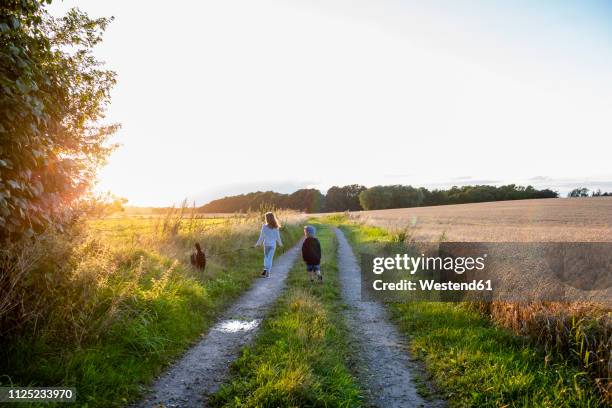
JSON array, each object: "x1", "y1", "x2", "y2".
[
  {"x1": 335, "y1": 228, "x2": 444, "y2": 408},
  {"x1": 134, "y1": 241, "x2": 302, "y2": 408}
]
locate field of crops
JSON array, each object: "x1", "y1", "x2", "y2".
[{"x1": 347, "y1": 197, "x2": 612, "y2": 242}]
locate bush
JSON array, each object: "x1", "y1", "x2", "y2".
[{"x1": 1, "y1": 1, "x2": 118, "y2": 240}]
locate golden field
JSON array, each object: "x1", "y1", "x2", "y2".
[{"x1": 347, "y1": 197, "x2": 612, "y2": 242}]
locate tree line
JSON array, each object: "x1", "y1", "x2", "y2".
[
  {"x1": 199, "y1": 184, "x2": 559, "y2": 213},
  {"x1": 568, "y1": 188, "x2": 612, "y2": 198}
]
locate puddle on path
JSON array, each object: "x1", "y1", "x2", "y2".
[{"x1": 214, "y1": 319, "x2": 261, "y2": 333}]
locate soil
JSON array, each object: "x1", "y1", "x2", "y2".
[{"x1": 335, "y1": 228, "x2": 445, "y2": 408}]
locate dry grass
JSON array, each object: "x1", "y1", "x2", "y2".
[
  {"x1": 346, "y1": 197, "x2": 612, "y2": 242},
  {"x1": 472, "y1": 301, "x2": 611, "y2": 401}
]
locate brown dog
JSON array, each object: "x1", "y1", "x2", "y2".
[{"x1": 190, "y1": 243, "x2": 206, "y2": 270}]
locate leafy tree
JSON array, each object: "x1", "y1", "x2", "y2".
[
  {"x1": 201, "y1": 184, "x2": 560, "y2": 213},
  {"x1": 358, "y1": 185, "x2": 390, "y2": 210},
  {"x1": 199, "y1": 189, "x2": 325, "y2": 213},
  {"x1": 78, "y1": 192, "x2": 127, "y2": 218},
  {"x1": 359, "y1": 185, "x2": 423, "y2": 210},
  {"x1": 200, "y1": 191, "x2": 286, "y2": 213},
  {"x1": 420, "y1": 188, "x2": 448, "y2": 206},
  {"x1": 388, "y1": 185, "x2": 423, "y2": 208},
  {"x1": 283, "y1": 188, "x2": 325, "y2": 213},
  {"x1": 324, "y1": 184, "x2": 365, "y2": 211},
  {"x1": 1, "y1": 1, "x2": 118, "y2": 241},
  {"x1": 535, "y1": 188, "x2": 558, "y2": 199},
  {"x1": 568, "y1": 188, "x2": 589, "y2": 198},
  {"x1": 590, "y1": 189, "x2": 612, "y2": 197},
  {"x1": 360, "y1": 184, "x2": 557, "y2": 210}
]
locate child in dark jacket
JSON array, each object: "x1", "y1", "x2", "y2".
[{"x1": 302, "y1": 225, "x2": 322, "y2": 282}]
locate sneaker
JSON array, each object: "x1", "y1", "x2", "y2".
[
  {"x1": 317, "y1": 273, "x2": 323, "y2": 282},
  {"x1": 261, "y1": 269, "x2": 267, "y2": 277},
  {"x1": 265, "y1": 270, "x2": 270, "y2": 278}
]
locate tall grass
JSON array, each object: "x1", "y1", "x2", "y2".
[
  {"x1": 0, "y1": 208, "x2": 302, "y2": 406},
  {"x1": 329, "y1": 216, "x2": 608, "y2": 406},
  {"x1": 474, "y1": 301, "x2": 611, "y2": 400}
]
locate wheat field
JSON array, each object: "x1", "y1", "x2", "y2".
[{"x1": 346, "y1": 197, "x2": 612, "y2": 242}]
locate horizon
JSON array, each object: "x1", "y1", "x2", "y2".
[
  {"x1": 126, "y1": 182, "x2": 601, "y2": 210},
  {"x1": 48, "y1": 0, "x2": 612, "y2": 206}
]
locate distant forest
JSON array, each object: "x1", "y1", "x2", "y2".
[{"x1": 198, "y1": 184, "x2": 559, "y2": 213}]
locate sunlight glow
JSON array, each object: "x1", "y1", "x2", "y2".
[{"x1": 49, "y1": 0, "x2": 612, "y2": 205}]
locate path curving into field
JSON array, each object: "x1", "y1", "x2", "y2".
[
  {"x1": 134, "y1": 241, "x2": 302, "y2": 408},
  {"x1": 334, "y1": 228, "x2": 444, "y2": 408}
]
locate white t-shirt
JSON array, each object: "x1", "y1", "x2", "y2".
[{"x1": 256, "y1": 224, "x2": 283, "y2": 247}]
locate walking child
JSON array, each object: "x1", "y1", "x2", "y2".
[
  {"x1": 302, "y1": 225, "x2": 322, "y2": 282},
  {"x1": 254, "y1": 212, "x2": 283, "y2": 277}
]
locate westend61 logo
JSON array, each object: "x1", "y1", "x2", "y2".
[{"x1": 372, "y1": 253, "x2": 487, "y2": 275}]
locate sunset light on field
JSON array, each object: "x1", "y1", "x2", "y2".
[
  {"x1": 3, "y1": 1, "x2": 612, "y2": 405},
  {"x1": 49, "y1": 0, "x2": 612, "y2": 206}
]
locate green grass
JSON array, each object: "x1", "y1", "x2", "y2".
[
  {"x1": 0, "y1": 216, "x2": 302, "y2": 407},
  {"x1": 210, "y1": 223, "x2": 363, "y2": 407},
  {"x1": 334, "y1": 219, "x2": 605, "y2": 408}
]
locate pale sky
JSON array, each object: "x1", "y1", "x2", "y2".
[{"x1": 50, "y1": 0, "x2": 612, "y2": 206}]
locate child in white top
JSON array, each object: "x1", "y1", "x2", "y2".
[{"x1": 254, "y1": 212, "x2": 283, "y2": 277}]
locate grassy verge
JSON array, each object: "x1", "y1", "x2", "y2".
[
  {"x1": 333, "y1": 218, "x2": 605, "y2": 407},
  {"x1": 0, "y1": 214, "x2": 302, "y2": 407},
  {"x1": 210, "y1": 223, "x2": 363, "y2": 407}
]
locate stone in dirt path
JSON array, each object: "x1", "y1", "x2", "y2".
[
  {"x1": 334, "y1": 228, "x2": 445, "y2": 408},
  {"x1": 134, "y1": 241, "x2": 302, "y2": 408}
]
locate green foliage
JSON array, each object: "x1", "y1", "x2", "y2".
[
  {"x1": 568, "y1": 187, "x2": 590, "y2": 197},
  {"x1": 283, "y1": 188, "x2": 325, "y2": 213},
  {"x1": 200, "y1": 184, "x2": 560, "y2": 214},
  {"x1": 359, "y1": 184, "x2": 558, "y2": 210},
  {"x1": 324, "y1": 184, "x2": 365, "y2": 212},
  {"x1": 591, "y1": 189, "x2": 612, "y2": 197},
  {"x1": 358, "y1": 184, "x2": 424, "y2": 210},
  {"x1": 0, "y1": 1, "x2": 118, "y2": 240},
  {"x1": 78, "y1": 192, "x2": 128, "y2": 218},
  {"x1": 211, "y1": 224, "x2": 363, "y2": 407},
  {"x1": 200, "y1": 188, "x2": 325, "y2": 213}
]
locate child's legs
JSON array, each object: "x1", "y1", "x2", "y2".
[
  {"x1": 263, "y1": 245, "x2": 275, "y2": 271},
  {"x1": 306, "y1": 264, "x2": 317, "y2": 280}
]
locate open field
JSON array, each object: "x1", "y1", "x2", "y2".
[{"x1": 344, "y1": 197, "x2": 612, "y2": 242}]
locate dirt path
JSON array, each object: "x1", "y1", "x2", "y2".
[
  {"x1": 334, "y1": 228, "x2": 444, "y2": 408},
  {"x1": 134, "y1": 241, "x2": 302, "y2": 408}
]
